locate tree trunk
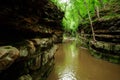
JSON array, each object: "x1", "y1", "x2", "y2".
[
  {"x1": 95, "y1": 5, "x2": 100, "y2": 18},
  {"x1": 84, "y1": 0, "x2": 96, "y2": 41},
  {"x1": 88, "y1": 12, "x2": 96, "y2": 41}
]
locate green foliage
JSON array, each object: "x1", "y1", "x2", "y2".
[{"x1": 50, "y1": 0, "x2": 109, "y2": 32}]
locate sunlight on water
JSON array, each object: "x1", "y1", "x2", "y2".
[
  {"x1": 57, "y1": 41, "x2": 78, "y2": 80},
  {"x1": 59, "y1": 66, "x2": 77, "y2": 80},
  {"x1": 47, "y1": 41, "x2": 120, "y2": 80}
]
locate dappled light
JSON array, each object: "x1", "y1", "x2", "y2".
[
  {"x1": 0, "y1": 0, "x2": 120, "y2": 80},
  {"x1": 59, "y1": 0, "x2": 70, "y2": 3},
  {"x1": 51, "y1": 0, "x2": 109, "y2": 33}
]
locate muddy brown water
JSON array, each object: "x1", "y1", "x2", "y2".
[{"x1": 47, "y1": 41, "x2": 120, "y2": 80}]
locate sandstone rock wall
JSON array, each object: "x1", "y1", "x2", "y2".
[
  {"x1": 0, "y1": 0, "x2": 64, "y2": 80},
  {"x1": 0, "y1": 38, "x2": 59, "y2": 80},
  {"x1": 78, "y1": 0, "x2": 120, "y2": 64}
]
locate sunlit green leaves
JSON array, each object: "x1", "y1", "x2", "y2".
[{"x1": 50, "y1": 0, "x2": 109, "y2": 32}]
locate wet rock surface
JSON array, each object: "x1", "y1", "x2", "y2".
[
  {"x1": 0, "y1": 46, "x2": 19, "y2": 70},
  {"x1": 0, "y1": 38, "x2": 59, "y2": 80},
  {"x1": 0, "y1": 0, "x2": 64, "y2": 45},
  {"x1": 79, "y1": 0, "x2": 120, "y2": 64},
  {"x1": 89, "y1": 41, "x2": 120, "y2": 63},
  {"x1": 0, "y1": 0, "x2": 64, "y2": 80},
  {"x1": 89, "y1": 16, "x2": 120, "y2": 63}
]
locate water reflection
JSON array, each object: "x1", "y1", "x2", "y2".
[
  {"x1": 47, "y1": 41, "x2": 120, "y2": 80},
  {"x1": 58, "y1": 41, "x2": 78, "y2": 80}
]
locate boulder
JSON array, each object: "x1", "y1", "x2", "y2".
[{"x1": 0, "y1": 46, "x2": 19, "y2": 70}]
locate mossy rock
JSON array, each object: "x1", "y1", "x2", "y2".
[{"x1": 89, "y1": 45, "x2": 120, "y2": 64}]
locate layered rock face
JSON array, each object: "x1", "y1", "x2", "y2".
[
  {"x1": 0, "y1": 38, "x2": 59, "y2": 80},
  {"x1": 0, "y1": 0, "x2": 63, "y2": 44},
  {"x1": 89, "y1": 1, "x2": 120, "y2": 64},
  {"x1": 79, "y1": 0, "x2": 120, "y2": 64},
  {"x1": 0, "y1": 0, "x2": 64, "y2": 80}
]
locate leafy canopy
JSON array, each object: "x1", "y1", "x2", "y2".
[{"x1": 50, "y1": 0, "x2": 109, "y2": 32}]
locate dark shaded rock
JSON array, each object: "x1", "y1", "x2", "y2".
[
  {"x1": 31, "y1": 58, "x2": 54, "y2": 80},
  {"x1": 52, "y1": 31, "x2": 63, "y2": 43},
  {"x1": 0, "y1": 0, "x2": 63, "y2": 79},
  {"x1": 0, "y1": 37, "x2": 58, "y2": 80},
  {"x1": 0, "y1": 0, "x2": 64, "y2": 45},
  {"x1": 0, "y1": 46, "x2": 19, "y2": 70},
  {"x1": 14, "y1": 40, "x2": 36, "y2": 58},
  {"x1": 89, "y1": 35, "x2": 120, "y2": 64},
  {"x1": 31, "y1": 38, "x2": 53, "y2": 51},
  {"x1": 90, "y1": 41, "x2": 120, "y2": 54},
  {"x1": 42, "y1": 45, "x2": 58, "y2": 66},
  {"x1": 28, "y1": 55, "x2": 41, "y2": 71},
  {"x1": 18, "y1": 74, "x2": 32, "y2": 80}
]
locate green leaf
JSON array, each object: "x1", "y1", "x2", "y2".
[{"x1": 50, "y1": 0, "x2": 109, "y2": 32}]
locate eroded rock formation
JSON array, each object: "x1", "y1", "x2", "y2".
[
  {"x1": 0, "y1": 0, "x2": 64, "y2": 80},
  {"x1": 79, "y1": 0, "x2": 120, "y2": 64}
]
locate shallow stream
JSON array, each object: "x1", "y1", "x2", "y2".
[{"x1": 47, "y1": 41, "x2": 120, "y2": 80}]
